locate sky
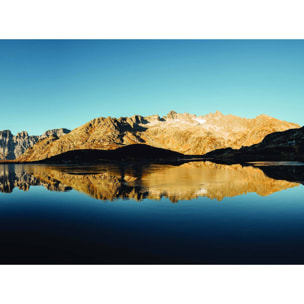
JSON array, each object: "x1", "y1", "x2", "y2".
[{"x1": 0, "y1": 39, "x2": 304, "y2": 135}]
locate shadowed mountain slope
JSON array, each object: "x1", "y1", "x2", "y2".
[
  {"x1": 36, "y1": 144, "x2": 186, "y2": 164},
  {"x1": 203, "y1": 126, "x2": 304, "y2": 162}
]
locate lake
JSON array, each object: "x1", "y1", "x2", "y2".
[{"x1": 0, "y1": 161, "x2": 304, "y2": 264}]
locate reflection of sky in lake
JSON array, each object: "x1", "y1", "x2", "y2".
[{"x1": 0, "y1": 163, "x2": 304, "y2": 264}]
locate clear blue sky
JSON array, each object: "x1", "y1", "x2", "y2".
[{"x1": 1, "y1": 40, "x2": 303, "y2": 135}]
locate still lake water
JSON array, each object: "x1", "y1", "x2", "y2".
[{"x1": 0, "y1": 161, "x2": 304, "y2": 264}]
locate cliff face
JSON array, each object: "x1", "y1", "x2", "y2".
[
  {"x1": 17, "y1": 111, "x2": 299, "y2": 162},
  {"x1": 0, "y1": 128, "x2": 70, "y2": 160}
]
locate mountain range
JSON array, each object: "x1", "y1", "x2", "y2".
[
  {"x1": 0, "y1": 128, "x2": 70, "y2": 160},
  {"x1": 9, "y1": 111, "x2": 299, "y2": 162}
]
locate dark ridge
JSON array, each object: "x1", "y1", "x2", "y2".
[
  {"x1": 202, "y1": 126, "x2": 304, "y2": 163},
  {"x1": 36, "y1": 144, "x2": 192, "y2": 164},
  {"x1": 252, "y1": 164, "x2": 304, "y2": 185}
]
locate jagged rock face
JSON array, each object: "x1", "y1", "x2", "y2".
[
  {"x1": 0, "y1": 130, "x2": 13, "y2": 159},
  {"x1": 0, "y1": 130, "x2": 39, "y2": 160},
  {"x1": 0, "y1": 128, "x2": 70, "y2": 160},
  {"x1": 17, "y1": 111, "x2": 299, "y2": 162}
]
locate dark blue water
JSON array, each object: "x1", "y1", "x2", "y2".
[{"x1": 0, "y1": 162, "x2": 304, "y2": 264}]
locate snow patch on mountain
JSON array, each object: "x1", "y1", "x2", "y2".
[{"x1": 193, "y1": 118, "x2": 206, "y2": 124}]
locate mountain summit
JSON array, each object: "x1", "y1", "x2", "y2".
[{"x1": 16, "y1": 111, "x2": 299, "y2": 162}]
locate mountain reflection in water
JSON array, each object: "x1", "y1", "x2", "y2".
[{"x1": 0, "y1": 162, "x2": 300, "y2": 201}]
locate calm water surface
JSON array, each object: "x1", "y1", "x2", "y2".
[{"x1": 0, "y1": 161, "x2": 304, "y2": 264}]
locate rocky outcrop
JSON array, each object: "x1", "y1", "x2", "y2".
[
  {"x1": 17, "y1": 111, "x2": 299, "y2": 162},
  {"x1": 0, "y1": 128, "x2": 70, "y2": 160},
  {"x1": 203, "y1": 126, "x2": 304, "y2": 162}
]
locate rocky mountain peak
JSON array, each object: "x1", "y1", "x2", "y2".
[
  {"x1": 0, "y1": 130, "x2": 13, "y2": 138},
  {"x1": 16, "y1": 131, "x2": 29, "y2": 138},
  {"x1": 256, "y1": 113, "x2": 272, "y2": 119},
  {"x1": 41, "y1": 128, "x2": 70, "y2": 139},
  {"x1": 166, "y1": 110, "x2": 178, "y2": 120},
  {"x1": 145, "y1": 114, "x2": 161, "y2": 122}
]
